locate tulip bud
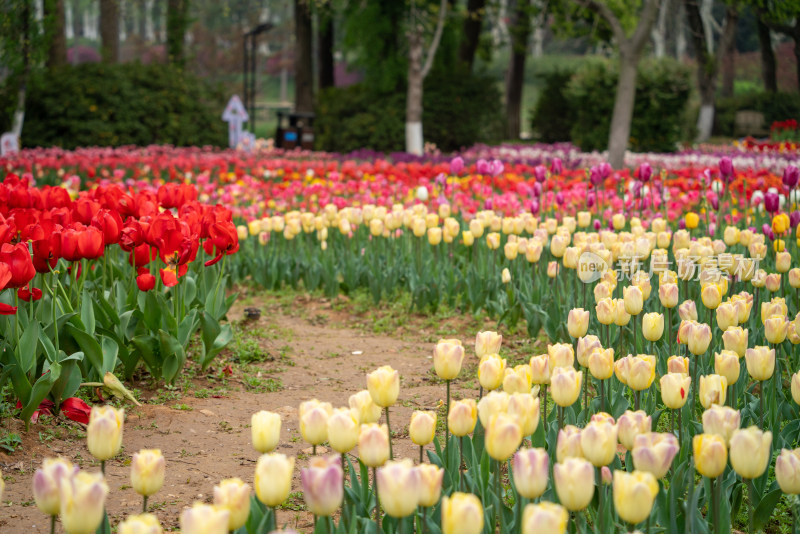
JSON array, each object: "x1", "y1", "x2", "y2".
[
  {"x1": 700, "y1": 284, "x2": 722, "y2": 310},
  {"x1": 349, "y1": 390, "x2": 382, "y2": 424},
  {"x1": 486, "y1": 413, "x2": 523, "y2": 461},
  {"x1": 576, "y1": 335, "x2": 602, "y2": 367},
  {"x1": 521, "y1": 502, "x2": 568, "y2": 534},
  {"x1": 660, "y1": 373, "x2": 691, "y2": 409},
  {"x1": 765, "y1": 315, "x2": 789, "y2": 344},
  {"x1": 548, "y1": 343, "x2": 575, "y2": 370},
  {"x1": 118, "y1": 514, "x2": 163, "y2": 534},
  {"x1": 596, "y1": 298, "x2": 615, "y2": 325},
  {"x1": 567, "y1": 308, "x2": 590, "y2": 338},
  {"x1": 556, "y1": 425, "x2": 583, "y2": 462},
  {"x1": 547, "y1": 261, "x2": 560, "y2": 278},
  {"x1": 417, "y1": 463, "x2": 444, "y2": 507},
  {"x1": 722, "y1": 326, "x2": 748, "y2": 358},
  {"x1": 441, "y1": 492, "x2": 484, "y2": 534},
  {"x1": 623, "y1": 286, "x2": 644, "y2": 315},
  {"x1": 530, "y1": 354, "x2": 552, "y2": 385},
  {"x1": 180, "y1": 503, "x2": 230, "y2": 534},
  {"x1": 327, "y1": 408, "x2": 359, "y2": 453},
  {"x1": 613, "y1": 470, "x2": 659, "y2": 525},
  {"x1": 448, "y1": 399, "x2": 478, "y2": 436},
  {"x1": 667, "y1": 355, "x2": 690, "y2": 375},
  {"x1": 693, "y1": 434, "x2": 728, "y2": 478},
  {"x1": 729, "y1": 426, "x2": 772, "y2": 480},
  {"x1": 554, "y1": 458, "x2": 595, "y2": 511},
  {"x1": 550, "y1": 367, "x2": 582, "y2": 407},
  {"x1": 507, "y1": 393, "x2": 540, "y2": 436},
  {"x1": 627, "y1": 355, "x2": 656, "y2": 391},
  {"x1": 777, "y1": 449, "x2": 800, "y2": 494},
  {"x1": 715, "y1": 302, "x2": 737, "y2": 331},
  {"x1": 793, "y1": 371, "x2": 800, "y2": 405},
  {"x1": 632, "y1": 433, "x2": 679, "y2": 479},
  {"x1": 766, "y1": 273, "x2": 781, "y2": 292},
  {"x1": 251, "y1": 411, "x2": 281, "y2": 453},
  {"x1": 302, "y1": 455, "x2": 344, "y2": 517},
  {"x1": 642, "y1": 312, "x2": 664, "y2": 342},
  {"x1": 701, "y1": 405, "x2": 741, "y2": 445},
  {"x1": 714, "y1": 350, "x2": 740, "y2": 386},
  {"x1": 687, "y1": 322, "x2": 712, "y2": 356},
  {"x1": 580, "y1": 418, "x2": 618, "y2": 466},
  {"x1": 745, "y1": 346, "x2": 775, "y2": 381},
  {"x1": 130, "y1": 449, "x2": 165, "y2": 498},
  {"x1": 475, "y1": 331, "x2": 503, "y2": 358},
  {"x1": 299, "y1": 399, "x2": 333, "y2": 446},
  {"x1": 478, "y1": 354, "x2": 507, "y2": 391},
  {"x1": 409, "y1": 411, "x2": 437, "y2": 446},
  {"x1": 367, "y1": 366, "x2": 400, "y2": 408},
  {"x1": 33, "y1": 457, "x2": 78, "y2": 516},
  {"x1": 613, "y1": 298, "x2": 631, "y2": 326},
  {"x1": 503, "y1": 364, "x2": 532, "y2": 394},
  {"x1": 213, "y1": 478, "x2": 251, "y2": 531},
  {"x1": 588, "y1": 348, "x2": 614, "y2": 380},
  {"x1": 358, "y1": 423, "x2": 390, "y2": 468},
  {"x1": 59, "y1": 471, "x2": 109, "y2": 534},
  {"x1": 699, "y1": 374, "x2": 727, "y2": 409},
  {"x1": 254, "y1": 453, "x2": 294, "y2": 507},
  {"x1": 87, "y1": 405, "x2": 124, "y2": 461},
  {"x1": 433, "y1": 340, "x2": 465, "y2": 380},
  {"x1": 377, "y1": 459, "x2": 420, "y2": 517},
  {"x1": 617, "y1": 410, "x2": 652, "y2": 451},
  {"x1": 513, "y1": 448, "x2": 550, "y2": 499},
  {"x1": 477, "y1": 390, "x2": 510, "y2": 428}
]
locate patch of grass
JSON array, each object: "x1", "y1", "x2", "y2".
[
  {"x1": 151, "y1": 385, "x2": 182, "y2": 405},
  {"x1": 172, "y1": 403, "x2": 193, "y2": 411},
  {"x1": 278, "y1": 491, "x2": 306, "y2": 511},
  {"x1": 0, "y1": 432, "x2": 22, "y2": 452}
]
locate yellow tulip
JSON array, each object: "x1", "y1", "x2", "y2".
[
  {"x1": 576, "y1": 335, "x2": 601, "y2": 368},
  {"x1": 550, "y1": 234, "x2": 568, "y2": 257},
  {"x1": 613, "y1": 470, "x2": 659, "y2": 525},
  {"x1": 594, "y1": 282, "x2": 613, "y2": 302},
  {"x1": 554, "y1": 458, "x2": 595, "y2": 511},
  {"x1": 547, "y1": 261, "x2": 560, "y2": 278},
  {"x1": 701, "y1": 405, "x2": 741, "y2": 445},
  {"x1": 632, "y1": 433, "x2": 680, "y2": 479},
  {"x1": 588, "y1": 348, "x2": 615, "y2": 380},
  {"x1": 761, "y1": 298, "x2": 787, "y2": 323},
  {"x1": 596, "y1": 298, "x2": 616, "y2": 325},
  {"x1": 507, "y1": 393, "x2": 540, "y2": 436},
  {"x1": 548, "y1": 343, "x2": 575, "y2": 370},
  {"x1": 766, "y1": 273, "x2": 782, "y2": 292},
  {"x1": 417, "y1": 463, "x2": 444, "y2": 507},
  {"x1": 433, "y1": 340, "x2": 465, "y2": 381},
  {"x1": 693, "y1": 434, "x2": 728, "y2": 478},
  {"x1": 377, "y1": 459, "x2": 420, "y2": 517},
  {"x1": 729, "y1": 426, "x2": 772, "y2": 479},
  {"x1": 722, "y1": 326, "x2": 748, "y2": 358},
  {"x1": 568, "y1": 308, "x2": 590, "y2": 338},
  {"x1": 358, "y1": 424, "x2": 390, "y2": 468},
  {"x1": 556, "y1": 425, "x2": 583, "y2": 462},
  {"x1": 580, "y1": 418, "x2": 618, "y2": 466},
  {"x1": 475, "y1": 331, "x2": 502, "y2": 358},
  {"x1": 521, "y1": 502, "x2": 568, "y2": 534},
  {"x1": 623, "y1": 285, "x2": 644, "y2": 315},
  {"x1": 87, "y1": 405, "x2": 124, "y2": 461},
  {"x1": 667, "y1": 355, "x2": 690, "y2": 375},
  {"x1": 477, "y1": 390, "x2": 510, "y2": 428},
  {"x1": 530, "y1": 354, "x2": 551, "y2": 385},
  {"x1": 441, "y1": 492, "x2": 484, "y2": 534},
  {"x1": 627, "y1": 355, "x2": 656, "y2": 391},
  {"x1": 715, "y1": 302, "x2": 737, "y2": 331},
  {"x1": 550, "y1": 367, "x2": 582, "y2": 407},
  {"x1": 642, "y1": 312, "x2": 664, "y2": 342},
  {"x1": 254, "y1": 453, "x2": 294, "y2": 507},
  {"x1": 427, "y1": 227, "x2": 442, "y2": 246},
  {"x1": 367, "y1": 365, "x2": 400, "y2": 407},
  {"x1": 685, "y1": 212, "x2": 699, "y2": 229},
  {"x1": 469, "y1": 219, "x2": 484, "y2": 239},
  {"x1": 130, "y1": 449, "x2": 165, "y2": 498},
  {"x1": 327, "y1": 408, "x2": 359, "y2": 453},
  {"x1": 659, "y1": 283, "x2": 679, "y2": 308},
  {"x1": 462, "y1": 230, "x2": 475, "y2": 246},
  {"x1": 213, "y1": 478, "x2": 251, "y2": 531},
  {"x1": 409, "y1": 411, "x2": 437, "y2": 446},
  {"x1": 59, "y1": 471, "x2": 109, "y2": 534},
  {"x1": 504, "y1": 241, "x2": 519, "y2": 261},
  {"x1": 745, "y1": 346, "x2": 775, "y2": 381},
  {"x1": 501, "y1": 267, "x2": 512, "y2": 284},
  {"x1": 617, "y1": 410, "x2": 652, "y2": 451},
  {"x1": 613, "y1": 298, "x2": 631, "y2": 326},
  {"x1": 687, "y1": 322, "x2": 712, "y2": 356},
  {"x1": 765, "y1": 314, "x2": 789, "y2": 344},
  {"x1": 776, "y1": 449, "x2": 800, "y2": 494},
  {"x1": 299, "y1": 399, "x2": 333, "y2": 446},
  {"x1": 723, "y1": 226, "x2": 740, "y2": 246},
  {"x1": 478, "y1": 354, "x2": 507, "y2": 391},
  {"x1": 486, "y1": 232, "x2": 501, "y2": 250},
  {"x1": 660, "y1": 373, "x2": 691, "y2": 409},
  {"x1": 33, "y1": 457, "x2": 77, "y2": 517},
  {"x1": 713, "y1": 350, "x2": 739, "y2": 386},
  {"x1": 448, "y1": 399, "x2": 478, "y2": 436},
  {"x1": 117, "y1": 514, "x2": 163, "y2": 534},
  {"x1": 503, "y1": 364, "x2": 533, "y2": 394},
  {"x1": 513, "y1": 447, "x2": 550, "y2": 499},
  {"x1": 701, "y1": 284, "x2": 722, "y2": 310},
  {"x1": 699, "y1": 374, "x2": 727, "y2": 409},
  {"x1": 612, "y1": 213, "x2": 626, "y2": 230},
  {"x1": 251, "y1": 411, "x2": 281, "y2": 453},
  {"x1": 793, "y1": 371, "x2": 800, "y2": 405},
  {"x1": 348, "y1": 390, "x2": 382, "y2": 424},
  {"x1": 678, "y1": 300, "x2": 698, "y2": 321},
  {"x1": 485, "y1": 414, "x2": 523, "y2": 461}
]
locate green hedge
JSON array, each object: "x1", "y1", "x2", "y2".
[
  {"x1": 715, "y1": 92, "x2": 800, "y2": 136},
  {"x1": 530, "y1": 69, "x2": 576, "y2": 143},
  {"x1": 0, "y1": 63, "x2": 227, "y2": 148},
  {"x1": 316, "y1": 70, "x2": 503, "y2": 153},
  {"x1": 564, "y1": 58, "x2": 692, "y2": 152}
]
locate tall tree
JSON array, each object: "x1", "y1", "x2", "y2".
[
  {"x1": 757, "y1": 1, "x2": 800, "y2": 90},
  {"x1": 756, "y1": 16, "x2": 777, "y2": 91},
  {"x1": 45, "y1": 0, "x2": 67, "y2": 67},
  {"x1": 406, "y1": 0, "x2": 448, "y2": 154},
  {"x1": 685, "y1": 0, "x2": 738, "y2": 141},
  {"x1": 318, "y1": 7, "x2": 335, "y2": 90},
  {"x1": 577, "y1": 0, "x2": 662, "y2": 168},
  {"x1": 166, "y1": 0, "x2": 190, "y2": 65},
  {"x1": 505, "y1": 0, "x2": 532, "y2": 140},
  {"x1": 458, "y1": 0, "x2": 486, "y2": 70},
  {"x1": 100, "y1": 0, "x2": 120, "y2": 62},
  {"x1": 294, "y1": 0, "x2": 313, "y2": 113}
]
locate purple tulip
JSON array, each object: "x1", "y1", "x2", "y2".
[
  {"x1": 708, "y1": 223, "x2": 716, "y2": 237},
  {"x1": 532, "y1": 182, "x2": 542, "y2": 197},
  {"x1": 301, "y1": 455, "x2": 344, "y2": 517},
  {"x1": 490, "y1": 159, "x2": 504, "y2": 177},
  {"x1": 476, "y1": 158, "x2": 490, "y2": 175},
  {"x1": 534, "y1": 165, "x2": 547, "y2": 183},
  {"x1": 551, "y1": 158, "x2": 563, "y2": 176},
  {"x1": 678, "y1": 220, "x2": 686, "y2": 230},
  {"x1": 765, "y1": 192, "x2": 780, "y2": 213},
  {"x1": 709, "y1": 194, "x2": 719, "y2": 210},
  {"x1": 587, "y1": 192, "x2": 595, "y2": 208},
  {"x1": 484, "y1": 198, "x2": 493, "y2": 210},
  {"x1": 593, "y1": 220, "x2": 601, "y2": 231},
  {"x1": 719, "y1": 157, "x2": 734, "y2": 179},
  {"x1": 762, "y1": 223, "x2": 772, "y2": 236},
  {"x1": 435, "y1": 173, "x2": 446, "y2": 187},
  {"x1": 556, "y1": 192, "x2": 565, "y2": 205},
  {"x1": 590, "y1": 166, "x2": 603, "y2": 186},
  {"x1": 791, "y1": 211, "x2": 800, "y2": 228},
  {"x1": 632, "y1": 182, "x2": 642, "y2": 198},
  {"x1": 530, "y1": 200, "x2": 540, "y2": 215},
  {"x1": 600, "y1": 162, "x2": 612, "y2": 179},
  {"x1": 638, "y1": 163, "x2": 652, "y2": 182},
  {"x1": 783, "y1": 165, "x2": 799, "y2": 189},
  {"x1": 449, "y1": 156, "x2": 464, "y2": 176}
]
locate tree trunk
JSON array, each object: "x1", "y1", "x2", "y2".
[
  {"x1": 166, "y1": 0, "x2": 189, "y2": 65},
  {"x1": 406, "y1": 30, "x2": 424, "y2": 155},
  {"x1": 720, "y1": 6, "x2": 738, "y2": 98},
  {"x1": 138, "y1": 0, "x2": 146, "y2": 39},
  {"x1": 685, "y1": 0, "x2": 713, "y2": 141},
  {"x1": 505, "y1": 0, "x2": 531, "y2": 140},
  {"x1": 12, "y1": 0, "x2": 32, "y2": 139},
  {"x1": 72, "y1": 0, "x2": 83, "y2": 38},
  {"x1": 318, "y1": 13, "x2": 335, "y2": 90},
  {"x1": 651, "y1": 0, "x2": 668, "y2": 58},
  {"x1": 794, "y1": 23, "x2": 800, "y2": 91},
  {"x1": 607, "y1": 51, "x2": 639, "y2": 168},
  {"x1": 459, "y1": 0, "x2": 486, "y2": 71},
  {"x1": 294, "y1": 0, "x2": 314, "y2": 113},
  {"x1": 45, "y1": 0, "x2": 68, "y2": 67},
  {"x1": 100, "y1": 0, "x2": 120, "y2": 63},
  {"x1": 757, "y1": 17, "x2": 777, "y2": 92}
]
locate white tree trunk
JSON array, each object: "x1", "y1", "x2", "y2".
[
  {"x1": 406, "y1": 122, "x2": 423, "y2": 155},
  {"x1": 696, "y1": 103, "x2": 714, "y2": 142},
  {"x1": 700, "y1": 0, "x2": 715, "y2": 54},
  {"x1": 66, "y1": 0, "x2": 74, "y2": 39},
  {"x1": 651, "y1": 0, "x2": 668, "y2": 57},
  {"x1": 675, "y1": 4, "x2": 686, "y2": 58}
]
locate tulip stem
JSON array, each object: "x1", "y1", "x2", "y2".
[
  {"x1": 101, "y1": 460, "x2": 105, "y2": 475},
  {"x1": 385, "y1": 407, "x2": 393, "y2": 460},
  {"x1": 50, "y1": 515, "x2": 55, "y2": 534},
  {"x1": 747, "y1": 477, "x2": 755, "y2": 534},
  {"x1": 543, "y1": 385, "x2": 548, "y2": 429},
  {"x1": 495, "y1": 460, "x2": 504, "y2": 533},
  {"x1": 677, "y1": 408, "x2": 683, "y2": 448},
  {"x1": 596, "y1": 466, "x2": 604, "y2": 531},
  {"x1": 692, "y1": 356, "x2": 699, "y2": 419},
  {"x1": 760, "y1": 380, "x2": 765, "y2": 429},
  {"x1": 583, "y1": 371, "x2": 588, "y2": 422},
  {"x1": 634, "y1": 389, "x2": 641, "y2": 411},
  {"x1": 372, "y1": 467, "x2": 382, "y2": 533},
  {"x1": 600, "y1": 379, "x2": 605, "y2": 413},
  {"x1": 713, "y1": 476, "x2": 722, "y2": 534},
  {"x1": 419, "y1": 445, "x2": 424, "y2": 464},
  {"x1": 668, "y1": 307, "x2": 673, "y2": 357},
  {"x1": 445, "y1": 379, "x2": 451, "y2": 457},
  {"x1": 459, "y1": 436, "x2": 464, "y2": 491},
  {"x1": 143, "y1": 495, "x2": 148, "y2": 513},
  {"x1": 557, "y1": 405, "x2": 563, "y2": 431}
]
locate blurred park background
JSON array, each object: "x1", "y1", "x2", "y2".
[{"x1": 0, "y1": 0, "x2": 798, "y2": 159}]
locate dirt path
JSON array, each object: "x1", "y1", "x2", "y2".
[{"x1": 1, "y1": 290, "x2": 544, "y2": 532}]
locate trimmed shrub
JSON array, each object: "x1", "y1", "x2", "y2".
[
  {"x1": 715, "y1": 92, "x2": 800, "y2": 137},
  {"x1": 0, "y1": 63, "x2": 227, "y2": 148}
]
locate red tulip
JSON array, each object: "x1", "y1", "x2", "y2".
[
  {"x1": 32, "y1": 232, "x2": 61, "y2": 273},
  {"x1": 0, "y1": 302, "x2": 18, "y2": 315},
  {"x1": 0, "y1": 242, "x2": 36, "y2": 288},
  {"x1": 128, "y1": 243, "x2": 155, "y2": 268},
  {"x1": 136, "y1": 269, "x2": 156, "y2": 291},
  {"x1": 91, "y1": 208, "x2": 123, "y2": 245},
  {"x1": 0, "y1": 263, "x2": 11, "y2": 289},
  {"x1": 159, "y1": 267, "x2": 179, "y2": 288},
  {"x1": 60, "y1": 397, "x2": 91, "y2": 424},
  {"x1": 203, "y1": 221, "x2": 239, "y2": 266},
  {"x1": 77, "y1": 225, "x2": 104, "y2": 259},
  {"x1": 18, "y1": 285, "x2": 43, "y2": 302}
]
